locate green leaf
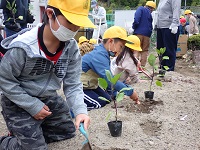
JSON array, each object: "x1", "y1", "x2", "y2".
[
  {"x1": 116, "y1": 92, "x2": 124, "y2": 102},
  {"x1": 148, "y1": 54, "x2": 156, "y2": 67},
  {"x1": 162, "y1": 56, "x2": 169, "y2": 60},
  {"x1": 98, "y1": 96, "x2": 111, "y2": 103},
  {"x1": 119, "y1": 87, "x2": 132, "y2": 93},
  {"x1": 156, "y1": 49, "x2": 161, "y2": 55},
  {"x1": 156, "y1": 80, "x2": 162, "y2": 87},
  {"x1": 98, "y1": 78, "x2": 108, "y2": 90},
  {"x1": 6, "y1": 1, "x2": 11, "y2": 10},
  {"x1": 111, "y1": 71, "x2": 123, "y2": 85},
  {"x1": 163, "y1": 66, "x2": 169, "y2": 70},
  {"x1": 13, "y1": 8, "x2": 17, "y2": 14},
  {"x1": 106, "y1": 112, "x2": 112, "y2": 122},
  {"x1": 160, "y1": 47, "x2": 166, "y2": 54},
  {"x1": 105, "y1": 70, "x2": 112, "y2": 82},
  {"x1": 11, "y1": 0, "x2": 16, "y2": 8}
]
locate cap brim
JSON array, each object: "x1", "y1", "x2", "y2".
[
  {"x1": 125, "y1": 43, "x2": 142, "y2": 51},
  {"x1": 117, "y1": 37, "x2": 132, "y2": 44},
  {"x1": 60, "y1": 9, "x2": 95, "y2": 28}
]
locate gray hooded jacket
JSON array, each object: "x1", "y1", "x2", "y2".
[
  {"x1": 0, "y1": 23, "x2": 87, "y2": 117},
  {"x1": 156, "y1": 0, "x2": 181, "y2": 28}
]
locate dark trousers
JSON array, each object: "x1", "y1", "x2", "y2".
[
  {"x1": 0, "y1": 95, "x2": 75, "y2": 150},
  {"x1": 157, "y1": 28, "x2": 180, "y2": 71},
  {"x1": 84, "y1": 86, "x2": 111, "y2": 110}
]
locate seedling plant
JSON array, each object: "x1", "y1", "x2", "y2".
[
  {"x1": 156, "y1": 47, "x2": 169, "y2": 76},
  {"x1": 98, "y1": 70, "x2": 131, "y2": 122}
]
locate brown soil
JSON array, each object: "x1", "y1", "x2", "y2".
[{"x1": 0, "y1": 58, "x2": 200, "y2": 150}]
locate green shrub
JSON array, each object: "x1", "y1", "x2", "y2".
[{"x1": 187, "y1": 34, "x2": 200, "y2": 51}]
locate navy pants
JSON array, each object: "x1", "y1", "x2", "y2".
[
  {"x1": 84, "y1": 86, "x2": 111, "y2": 110},
  {"x1": 157, "y1": 28, "x2": 180, "y2": 71}
]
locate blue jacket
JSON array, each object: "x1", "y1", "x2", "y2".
[
  {"x1": 132, "y1": 6, "x2": 153, "y2": 37},
  {"x1": 82, "y1": 44, "x2": 134, "y2": 96},
  {"x1": 179, "y1": 22, "x2": 189, "y2": 34}
]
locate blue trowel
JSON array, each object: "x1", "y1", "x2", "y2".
[{"x1": 79, "y1": 123, "x2": 92, "y2": 150}]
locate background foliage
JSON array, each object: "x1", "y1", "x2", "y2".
[{"x1": 98, "y1": 0, "x2": 200, "y2": 11}]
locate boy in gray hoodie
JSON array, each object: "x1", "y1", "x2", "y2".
[{"x1": 0, "y1": 0, "x2": 95, "y2": 149}]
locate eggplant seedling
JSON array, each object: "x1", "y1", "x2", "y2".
[
  {"x1": 98, "y1": 70, "x2": 131, "y2": 122},
  {"x1": 98, "y1": 70, "x2": 131, "y2": 137},
  {"x1": 156, "y1": 47, "x2": 169, "y2": 76}
]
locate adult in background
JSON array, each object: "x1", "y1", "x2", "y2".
[
  {"x1": 184, "y1": 10, "x2": 199, "y2": 36},
  {"x1": 156, "y1": 0, "x2": 181, "y2": 71},
  {"x1": 132, "y1": 1, "x2": 156, "y2": 72},
  {"x1": 2, "y1": 0, "x2": 35, "y2": 37},
  {"x1": 0, "y1": 0, "x2": 94, "y2": 149},
  {"x1": 91, "y1": 0, "x2": 107, "y2": 41}
]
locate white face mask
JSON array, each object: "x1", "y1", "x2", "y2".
[{"x1": 50, "y1": 13, "x2": 78, "y2": 42}]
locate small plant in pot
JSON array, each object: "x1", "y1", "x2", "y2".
[
  {"x1": 3, "y1": 0, "x2": 24, "y2": 32},
  {"x1": 156, "y1": 47, "x2": 169, "y2": 77},
  {"x1": 98, "y1": 70, "x2": 131, "y2": 137},
  {"x1": 144, "y1": 53, "x2": 162, "y2": 100}
]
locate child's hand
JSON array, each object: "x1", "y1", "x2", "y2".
[
  {"x1": 137, "y1": 61, "x2": 141, "y2": 68},
  {"x1": 33, "y1": 105, "x2": 52, "y2": 120},
  {"x1": 130, "y1": 91, "x2": 140, "y2": 104}
]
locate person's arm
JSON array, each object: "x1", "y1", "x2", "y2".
[
  {"x1": 63, "y1": 41, "x2": 89, "y2": 129},
  {"x1": 170, "y1": 0, "x2": 181, "y2": 29},
  {"x1": 0, "y1": 48, "x2": 45, "y2": 116},
  {"x1": 121, "y1": 54, "x2": 137, "y2": 76},
  {"x1": 121, "y1": 55, "x2": 139, "y2": 83},
  {"x1": 132, "y1": 7, "x2": 142, "y2": 30},
  {"x1": 189, "y1": 17, "x2": 195, "y2": 34}
]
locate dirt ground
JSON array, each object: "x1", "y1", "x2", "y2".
[{"x1": 0, "y1": 57, "x2": 200, "y2": 150}]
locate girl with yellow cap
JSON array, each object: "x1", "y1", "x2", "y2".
[{"x1": 111, "y1": 35, "x2": 142, "y2": 84}]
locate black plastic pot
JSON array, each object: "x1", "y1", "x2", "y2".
[
  {"x1": 144, "y1": 91, "x2": 154, "y2": 100},
  {"x1": 107, "y1": 120, "x2": 122, "y2": 137},
  {"x1": 159, "y1": 69, "x2": 166, "y2": 77}
]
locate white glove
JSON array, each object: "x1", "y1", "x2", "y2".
[
  {"x1": 189, "y1": 34, "x2": 193, "y2": 37},
  {"x1": 169, "y1": 26, "x2": 178, "y2": 34},
  {"x1": 128, "y1": 28, "x2": 134, "y2": 35}
]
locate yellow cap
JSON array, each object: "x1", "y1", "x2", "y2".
[
  {"x1": 48, "y1": 0, "x2": 95, "y2": 28},
  {"x1": 180, "y1": 15, "x2": 184, "y2": 19},
  {"x1": 146, "y1": 1, "x2": 156, "y2": 9},
  {"x1": 184, "y1": 10, "x2": 192, "y2": 15},
  {"x1": 79, "y1": 36, "x2": 89, "y2": 44},
  {"x1": 89, "y1": 38, "x2": 97, "y2": 44},
  {"x1": 103, "y1": 26, "x2": 132, "y2": 43},
  {"x1": 125, "y1": 35, "x2": 142, "y2": 51}
]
